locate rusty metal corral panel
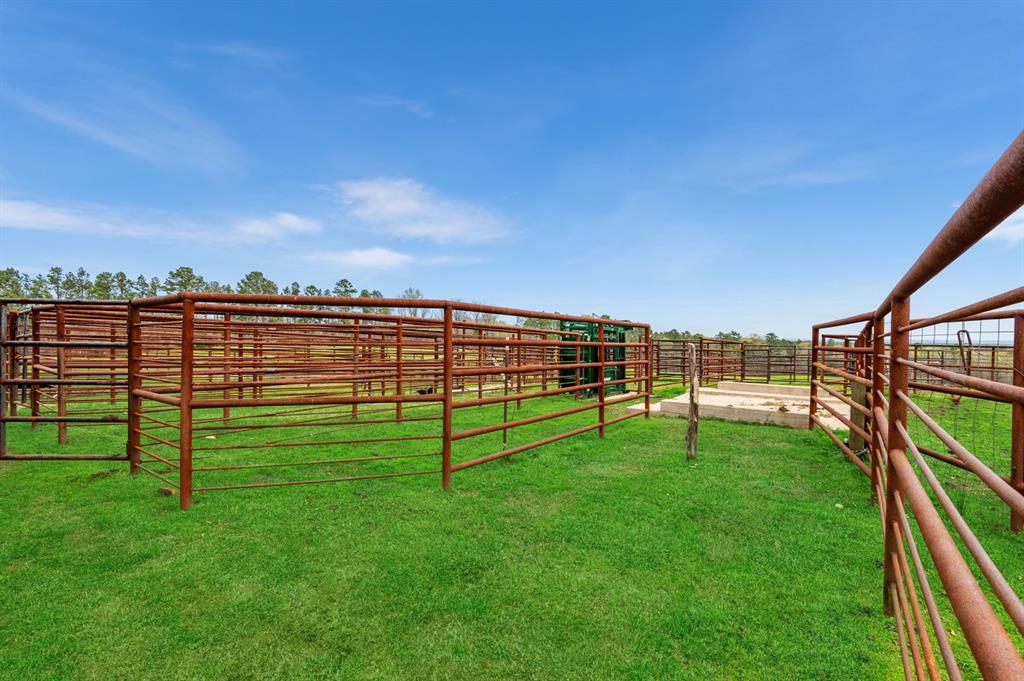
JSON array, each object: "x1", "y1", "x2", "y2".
[
  {"x1": 810, "y1": 131, "x2": 1024, "y2": 680},
  {"x1": 2, "y1": 295, "x2": 653, "y2": 510}
]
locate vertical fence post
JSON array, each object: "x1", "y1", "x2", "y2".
[
  {"x1": 222, "y1": 312, "x2": 231, "y2": 421},
  {"x1": 127, "y1": 303, "x2": 142, "y2": 475},
  {"x1": 107, "y1": 321, "x2": 117, "y2": 405},
  {"x1": 883, "y1": 296, "x2": 910, "y2": 614},
  {"x1": 30, "y1": 308, "x2": 39, "y2": 427},
  {"x1": 515, "y1": 328, "x2": 522, "y2": 409},
  {"x1": 644, "y1": 326, "x2": 652, "y2": 418},
  {"x1": 1011, "y1": 313, "x2": 1023, "y2": 532},
  {"x1": 5, "y1": 308, "x2": 15, "y2": 417},
  {"x1": 396, "y1": 318, "x2": 404, "y2": 421},
  {"x1": 598, "y1": 322, "x2": 606, "y2": 437},
  {"x1": 0, "y1": 304, "x2": 7, "y2": 458},
  {"x1": 441, "y1": 304, "x2": 453, "y2": 490},
  {"x1": 502, "y1": 343, "x2": 509, "y2": 449},
  {"x1": 870, "y1": 316, "x2": 885, "y2": 506},
  {"x1": 687, "y1": 342, "x2": 699, "y2": 460},
  {"x1": 478, "y1": 327, "x2": 484, "y2": 399},
  {"x1": 56, "y1": 305, "x2": 67, "y2": 444},
  {"x1": 352, "y1": 319, "x2": 360, "y2": 419},
  {"x1": 809, "y1": 326, "x2": 819, "y2": 429},
  {"x1": 179, "y1": 298, "x2": 195, "y2": 510}
]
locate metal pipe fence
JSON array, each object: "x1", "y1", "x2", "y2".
[
  {"x1": 653, "y1": 338, "x2": 811, "y2": 388},
  {"x1": 1, "y1": 295, "x2": 652, "y2": 508},
  {"x1": 810, "y1": 130, "x2": 1024, "y2": 679},
  {"x1": 0, "y1": 300, "x2": 130, "y2": 460}
]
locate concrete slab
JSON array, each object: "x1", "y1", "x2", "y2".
[
  {"x1": 716, "y1": 381, "x2": 810, "y2": 397},
  {"x1": 638, "y1": 384, "x2": 848, "y2": 430}
]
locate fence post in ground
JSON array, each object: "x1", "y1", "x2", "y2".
[
  {"x1": 30, "y1": 308, "x2": 39, "y2": 427},
  {"x1": 222, "y1": 313, "x2": 231, "y2": 421},
  {"x1": 809, "y1": 327, "x2": 819, "y2": 429},
  {"x1": 179, "y1": 298, "x2": 195, "y2": 510},
  {"x1": 883, "y1": 296, "x2": 910, "y2": 614},
  {"x1": 396, "y1": 318, "x2": 404, "y2": 421},
  {"x1": 55, "y1": 305, "x2": 67, "y2": 444},
  {"x1": 870, "y1": 316, "x2": 886, "y2": 506},
  {"x1": 598, "y1": 322, "x2": 606, "y2": 437},
  {"x1": 0, "y1": 303, "x2": 6, "y2": 458},
  {"x1": 127, "y1": 303, "x2": 141, "y2": 475},
  {"x1": 1012, "y1": 313, "x2": 1023, "y2": 532},
  {"x1": 441, "y1": 304, "x2": 453, "y2": 490},
  {"x1": 849, "y1": 333, "x2": 870, "y2": 453},
  {"x1": 686, "y1": 342, "x2": 699, "y2": 460},
  {"x1": 645, "y1": 326, "x2": 652, "y2": 418},
  {"x1": 5, "y1": 308, "x2": 15, "y2": 417}
]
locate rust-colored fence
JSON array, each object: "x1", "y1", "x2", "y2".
[
  {"x1": 811, "y1": 131, "x2": 1024, "y2": 679},
  {"x1": 1, "y1": 296, "x2": 652, "y2": 508},
  {"x1": 1, "y1": 300, "x2": 129, "y2": 460},
  {"x1": 653, "y1": 338, "x2": 811, "y2": 388}
]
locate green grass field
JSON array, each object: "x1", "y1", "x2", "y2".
[{"x1": 1, "y1": 389, "x2": 1019, "y2": 680}]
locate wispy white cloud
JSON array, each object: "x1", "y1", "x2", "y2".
[
  {"x1": 984, "y1": 206, "x2": 1024, "y2": 244},
  {"x1": 192, "y1": 42, "x2": 290, "y2": 67},
  {"x1": 231, "y1": 213, "x2": 321, "y2": 241},
  {"x1": 304, "y1": 247, "x2": 414, "y2": 269},
  {"x1": 0, "y1": 199, "x2": 320, "y2": 245},
  {"x1": 335, "y1": 178, "x2": 507, "y2": 243},
  {"x1": 420, "y1": 254, "x2": 483, "y2": 266},
  {"x1": 356, "y1": 95, "x2": 434, "y2": 118},
  {"x1": 3, "y1": 65, "x2": 242, "y2": 173},
  {"x1": 671, "y1": 135, "x2": 875, "y2": 190}
]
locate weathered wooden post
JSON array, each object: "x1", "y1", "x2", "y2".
[{"x1": 686, "y1": 342, "x2": 699, "y2": 460}]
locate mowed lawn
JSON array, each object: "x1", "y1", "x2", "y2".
[{"x1": 0, "y1": 406, "x2": 902, "y2": 680}]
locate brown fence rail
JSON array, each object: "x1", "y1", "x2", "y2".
[
  {"x1": 2, "y1": 295, "x2": 652, "y2": 509},
  {"x1": 1, "y1": 300, "x2": 130, "y2": 460},
  {"x1": 810, "y1": 130, "x2": 1024, "y2": 679}
]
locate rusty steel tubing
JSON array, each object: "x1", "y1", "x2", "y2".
[
  {"x1": 179, "y1": 298, "x2": 195, "y2": 510},
  {"x1": 452, "y1": 421, "x2": 603, "y2": 472},
  {"x1": 813, "y1": 361, "x2": 873, "y2": 387},
  {"x1": 894, "y1": 489, "x2": 964, "y2": 681},
  {"x1": 144, "y1": 292, "x2": 650, "y2": 329},
  {"x1": 890, "y1": 541, "x2": 929, "y2": 681},
  {"x1": 453, "y1": 380, "x2": 605, "y2": 409},
  {"x1": 908, "y1": 380, "x2": 1010, "y2": 404},
  {"x1": 897, "y1": 421, "x2": 1024, "y2": 636},
  {"x1": 899, "y1": 287, "x2": 1024, "y2": 334},
  {"x1": 195, "y1": 451, "x2": 440, "y2": 472},
  {"x1": 891, "y1": 448, "x2": 1024, "y2": 679},
  {"x1": 812, "y1": 397, "x2": 870, "y2": 443},
  {"x1": 897, "y1": 358, "x2": 1024, "y2": 404},
  {"x1": 0, "y1": 453, "x2": 129, "y2": 461},
  {"x1": 813, "y1": 311, "x2": 876, "y2": 331},
  {"x1": 876, "y1": 130, "x2": 1024, "y2": 319},
  {"x1": 897, "y1": 391, "x2": 1024, "y2": 518},
  {"x1": 195, "y1": 468, "x2": 439, "y2": 492},
  {"x1": 188, "y1": 393, "x2": 443, "y2": 408},
  {"x1": 453, "y1": 402, "x2": 597, "y2": 441},
  {"x1": 441, "y1": 304, "x2": 453, "y2": 489},
  {"x1": 893, "y1": 516, "x2": 942, "y2": 681},
  {"x1": 810, "y1": 414, "x2": 871, "y2": 477},
  {"x1": 812, "y1": 380, "x2": 872, "y2": 416}
]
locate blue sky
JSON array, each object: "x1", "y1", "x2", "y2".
[{"x1": 1, "y1": 1, "x2": 1021, "y2": 337}]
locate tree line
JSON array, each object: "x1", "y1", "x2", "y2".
[
  {"x1": 653, "y1": 329, "x2": 801, "y2": 345},
  {"x1": 0, "y1": 265, "x2": 419, "y2": 315},
  {"x1": 0, "y1": 265, "x2": 801, "y2": 340}
]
